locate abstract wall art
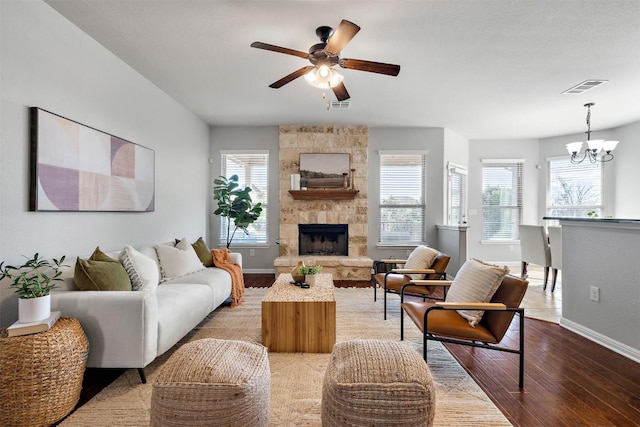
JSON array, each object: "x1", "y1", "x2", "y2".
[{"x1": 29, "y1": 108, "x2": 155, "y2": 212}]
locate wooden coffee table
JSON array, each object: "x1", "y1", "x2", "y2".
[{"x1": 261, "y1": 273, "x2": 336, "y2": 353}]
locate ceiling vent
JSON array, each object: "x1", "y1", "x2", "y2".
[
  {"x1": 561, "y1": 79, "x2": 608, "y2": 95},
  {"x1": 328, "y1": 100, "x2": 351, "y2": 109}
]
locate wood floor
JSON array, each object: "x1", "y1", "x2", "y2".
[{"x1": 70, "y1": 274, "x2": 640, "y2": 427}]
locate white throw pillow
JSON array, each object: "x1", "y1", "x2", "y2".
[
  {"x1": 445, "y1": 258, "x2": 508, "y2": 327},
  {"x1": 155, "y1": 239, "x2": 205, "y2": 280},
  {"x1": 404, "y1": 245, "x2": 439, "y2": 280},
  {"x1": 120, "y1": 245, "x2": 160, "y2": 291}
]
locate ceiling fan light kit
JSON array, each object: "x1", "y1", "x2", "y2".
[
  {"x1": 304, "y1": 65, "x2": 344, "y2": 89},
  {"x1": 250, "y1": 19, "x2": 401, "y2": 101}
]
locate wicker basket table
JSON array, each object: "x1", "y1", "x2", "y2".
[
  {"x1": 0, "y1": 317, "x2": 89, "y2": 427},
  {"x1": 322, "y1": 339, "x2": 436, "y2": 427},
  {"x1": 151, "y1": 338, "x2": 270, "y2": 427}
]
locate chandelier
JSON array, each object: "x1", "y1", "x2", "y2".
[{"x1": 566, "y1": 103, "x2": 619, "y2": 164}]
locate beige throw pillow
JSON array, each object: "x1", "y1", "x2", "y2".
[
  {"x1": 155, "y1": 238, "x2": 205, "y2": 280},
  {"x1": 444, "y1": 258, "x2": 508, "y2": 326},
  {"x1": 404, "y1": 245, "x2": 439, "y2": 280},
  {"x1": 120, "y1": 245, "x2": 160, "y2": 291}
]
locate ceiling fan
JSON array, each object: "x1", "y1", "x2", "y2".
[{"x1": 250, "y1": 19, "x2": 401, "y2": 101}]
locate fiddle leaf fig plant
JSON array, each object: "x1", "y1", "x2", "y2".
[
  {"x1": 0, "y1": 253, "x2": 67, "y2": 299},
  {"x1": 213, "y1": 175, "x2": 263, "y2": 249}
]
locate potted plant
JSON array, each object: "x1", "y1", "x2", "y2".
[
  {"x1": 299, "y1": 264, "x2": 322, "y2": 286},
  {"x1": 213, "y1": 175, "x2": 263, "y2": 249},
  {"x1": 0, "y1": 253, "x2": 67, "y2": 323}
]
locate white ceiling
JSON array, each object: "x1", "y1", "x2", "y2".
[{"x1": 45, "y1": 0, "x2": 640, "y2": 139}]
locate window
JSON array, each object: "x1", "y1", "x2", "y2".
[
  {"x1": 447, "y1": 163, "x2": 467, "y2": 225},
  {"x1": 482, "y1": 160, "x2": 523, "y2": 241},
  {"x1": 379, "y1": 151, "x2": 427, "y2": 244},
  {"x1": 547, "y1": 157, "x2": 602, "y2": 218},
  {"x1": 219, "y1": 151, "x2": 268, "y2": 245}
]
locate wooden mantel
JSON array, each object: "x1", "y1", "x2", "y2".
[{"x1": 288, "y1": 189, "x2": 359, "y2": 201}]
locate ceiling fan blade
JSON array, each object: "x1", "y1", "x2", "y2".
[
  {"x1": 250, "y1": 42, "x2": 309, "y2": 59},
  {"x1": 269, "y1": 66, "x2": 315, "y2": 88},
  {"x1": 325, "y1": 20, "x2": 361, "y2": 55},
  {"x1": 332, "y1": 82, "x2": 350, "y2": 101},
  {"x1": 339, "y1": 58, "x2": 401, "y2": 76}
]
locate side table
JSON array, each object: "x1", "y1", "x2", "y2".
[{"x1": 0, "y1": 317, "x2": 89, "y2": 427}]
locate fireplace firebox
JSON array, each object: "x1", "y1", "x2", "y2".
[{"x1": 299, "y1": 224, "x2": 348, "y2": 256}]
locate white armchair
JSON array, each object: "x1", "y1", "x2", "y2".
[
  {"x1": 547, "y1": 226, "x2": 562, "y2": 292},
  {"x1": 518, "y1": 225, "x2": 551, "y2": 288}
]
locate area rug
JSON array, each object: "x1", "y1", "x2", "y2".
[{"x1": 61, "y1": 287, "x2": 511, "y2": 426}]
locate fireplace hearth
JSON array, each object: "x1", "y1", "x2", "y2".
[{"x1": 299, "y1": 224, "x2": 348, "y2": 256}]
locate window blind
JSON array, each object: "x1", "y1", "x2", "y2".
[
  {"x1": 379, "y1": 153, "x2": 426, "y2": 244},
  {"x1": 220, "y1": 152, "x2": 269, "y2": 244},
  {"x1": 547, "y1": 157, "x2": 602, "y2": 218},
  {"x1": 482, "y1": 161, "x2": 523, "y2": 240}
]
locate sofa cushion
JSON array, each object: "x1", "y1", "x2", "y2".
[
  {"x1": 404, "y1": 245, "x2": 439, "y2": 280},
  {"x1": 155, "y1": 239, "x2": 205, "y2": 280},
  {"x1": 192, "y1": 237, "x2": 214, "y2": 267},
  {"x1": 163, "y1": 268, "x2": 232, "y2": 311},
  {"x1": 74, "y1": 247, "x2": 132, "y2": 291},
  {"x1": 445, "y1": 258, "x2": 508, "y2": 326},
  {"x1": 120, "y1": 245, "x2": 160, "y2": 291},
  {"x1": 155, "y1": 283, "x2": 213, "y2": 355}
]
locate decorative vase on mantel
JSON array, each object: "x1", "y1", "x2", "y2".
[
  {"x1": 18, "y1": 294, "x2": 51, "y2": 323},
  {"x1": 291, "y1": 260, "x2": 305, "y2": 283}
]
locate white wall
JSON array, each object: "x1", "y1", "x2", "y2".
[
  {"x1": 0, "y1": 0, "x2": 210, "y2": 326},
  {"x1": 209, "y1": 126, "x2": 280, "y2": 271},
  {"x1": 611, "y1": 121, "x2": 640, "y2": 217},
  {"x1": 467, "y1": 138, "x2": 540, "y2": 262}
]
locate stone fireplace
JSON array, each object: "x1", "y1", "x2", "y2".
[
  {"x1": 274, "y1": 125, "x2": 372, "y2": 280},
  {"x1": 299, "y1": 224, "x2": 348, "y2": 256}
]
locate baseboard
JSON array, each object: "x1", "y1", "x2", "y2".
[
  {"x1": 243, "y1": 268, "x2": 276, "y2": 274},
  {"x1": 559, "y1": 318, "x2": 640, "y2": 363}
]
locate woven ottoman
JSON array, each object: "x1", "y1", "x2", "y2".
[
  {"x1": 151, "y1": 338, "x2": 270, "y2": 427},
  {"x1": 322, "y1": 339, "x2": 435, "y2": 427}
]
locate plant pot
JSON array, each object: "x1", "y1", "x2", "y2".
[
  {"x1": 18, "y1": 294, "x2": 51, "y2": 323},
  {"x1": 305, "y1": 274, "x2": 317, "y2": 286}
]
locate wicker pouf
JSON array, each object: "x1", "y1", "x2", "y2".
[
  {"x1": 0, "y1": 317, "x2": 89, "y2": 427},
  {"x1": 151, "y1": 338, "x2": 270, "y2": 427},
  {"x1": 322, "y1": 339, "x2": 436, "y2": 427}
]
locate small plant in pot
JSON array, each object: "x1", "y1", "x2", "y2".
[
  {"x1": 299, "y1": 265, "x2": 322, "y2": 285},
  {"x1": 0, "y1": 253, "x2": 67, "y2": 323}
]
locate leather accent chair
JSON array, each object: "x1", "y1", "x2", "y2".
[
  {"x1": 547, "y1": 225, "x2": 562, "y2": 292},
  {"x1": 401, "y1": 274, "x2": 529, "y2": 388},
  {"x1": 372, "y1": 253, "x2": 450, "y2": 320},
  {"x1": 518, "y1": 224, "x2": 551, "y2": 288}
]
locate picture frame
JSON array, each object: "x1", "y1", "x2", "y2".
[
  {"x1": 29, "y1": 107, "x2": 155, "y2": 212},
  {"x1": 299, "y1": 153, "x2": 350, "y2": 188}
]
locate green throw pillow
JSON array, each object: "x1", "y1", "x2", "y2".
[
  {"x1": 74, "y1": 247, "x2": 132, "y2": 291},
  {"x1": 191, "y1": 237, "x2": 214, "y2": 267}
]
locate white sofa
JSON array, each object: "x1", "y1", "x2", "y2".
[{"x1": 50, "y1": 243, "x2": 241, "y2": 383}]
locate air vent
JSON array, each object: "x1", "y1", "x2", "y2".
[
  {"x1": 561, "y1": 79, "x2": 608, "y2": 95},
  {"x1": 328, "y1": 100, "x2": 351, "y2": 109}
]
